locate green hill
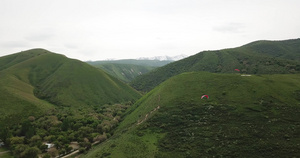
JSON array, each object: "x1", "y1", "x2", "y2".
[
  {"x1": 83, "y1": 72, "x2": 300, "y2": 158},
  {"x1": 130, "y1": 38, "x2": 300, "y2": 92},
  {"x1": 242, "y1": 39, "x2": 300, "y2": 60},
  {"x1": 90, "y1": 63, "x2": 155, "y2": 83},
  {"x1": 0, "y1": 49, "x2": 141, "y2": 124}
]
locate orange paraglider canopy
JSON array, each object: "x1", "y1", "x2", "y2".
[{"x1": 234, "y1": 69, "x2": 240, "y2": 72}]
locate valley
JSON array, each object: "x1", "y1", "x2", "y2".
[{"x1": 87, "y1": 59, "x2": 173, "y2": 83}]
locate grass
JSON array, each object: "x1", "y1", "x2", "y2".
[
  {"x1": 32, "y1": 58, "x2": 141, "y2": 107},
  {"x1": 82, "y1": 72, "x2": 300, "y2": 157}
]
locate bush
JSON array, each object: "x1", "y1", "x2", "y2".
[
  {"x1": 79, "y1": 147, "x2": 86, "y2": 153},
  {"x1": 42, "y1": 153, "x2": 51, "y2": 158}
]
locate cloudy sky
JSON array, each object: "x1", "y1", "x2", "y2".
[{"x1": 1, "y1": 0, "x2": 300, "y2": 61}]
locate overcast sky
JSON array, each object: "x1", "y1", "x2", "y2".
[{"x1": 1, "y1": 0, "x2": 300, "y2": 61}]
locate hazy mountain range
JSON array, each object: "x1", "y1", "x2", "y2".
[{"x1": 137, "y1": 54, "x2": 188, "y2": 61}]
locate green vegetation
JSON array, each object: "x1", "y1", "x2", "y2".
[
  {"x1": 2, "y1": 39, "x2": 300, "y2": 158},
  {"x1": 90, "y1": 63, "x2": 155, "y2": 83},
  {"x1": 131, "y1": 38, "x2": 300, "y2": 92},
  {"x1": 0, "y1": 103, "x2": 133, "y2": 158},
  {"x1": 0, "y1": 49, "x2": 141, "y2": 120},
  {"x1": 82, "y1": 72, "x2": 300, "y2": 158},
  {"x1": 0, "y1": 49, "x2": 141, "y2": 157},
  {"x1": 242, "y1": 39, "x2": 300, "y2": 60}
]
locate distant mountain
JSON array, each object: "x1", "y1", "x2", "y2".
[
  {"x1": 82, "y1": 72, "x2": 300, "y2": 157},
  {"x1": 90, "y1": 63, "x2": 154, "y2": 83},
  {"x1": 0, "y1": 49, "x2": 141, "y2": 124},
  {"x1": 137, "y1": 54, "x2": 188, "y2": 61},
  {"x1": 130, "y1": 38, "x2": 300, "y2": 92},
  {"x1": 87, "y1": 59, "x2": 173, "y2": 67},
  {"x1": 87, "y1": 59, "x2": 174, "y2": 82}
]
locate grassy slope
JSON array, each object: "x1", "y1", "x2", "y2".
[
  {"x1": 0, "y1": 49, "x2": 55, "y2": 124},
  {"x1": 83, "y1": 72, "x2": 300, "y2": 158},
  {"x1": 130, "y1": 39, "x2": 300, "y2": 92},
  {"x1": 91, "y1": 63, "x2": 155, "y2": 82},
  {"x1": 31, "y1": 55, "x2": 142, "y2": 107},
  {"x1": 0, "y1": 49, "x2": 141, "y2": 124}
]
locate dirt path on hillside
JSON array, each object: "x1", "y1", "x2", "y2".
[
  {"x1": 137, "y1": 105, "x2": 160, "y2": 125},
  {"x1": 137, "y1": 95, "x2": 161, "y2": 125},
  {"x1": 60, "y1": 150, "x2": 79, "y2": 158}
]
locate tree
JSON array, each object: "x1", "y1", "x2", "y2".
[
  {"x1": 53, "y1": 140, "x2": 62, "y2": 149},
  {"x1": 21, "y1": 147, "x2": 40, "y2": 158},
  {"x1": 93, "y1": 134, "x2": 107, "y2": 143},
  {"x1": 26, "y1": 127, "x2": 35, "y2": 139},
  {"x1": 78, "y1": 126, "x2": 93, "y2": 138},
  {"x1": 42, "y1": 153, "x2": 51, "y2": 158},
  {"x1": 61, "y1": 118, "x2": 70, "y2": 131},
  {"x1": 44, "y1": 135, "x2": 56, "y2": 142},
  {"x1": 36, "y1": 128, "x2": 47, "y2": 138},
  {"x1": 57, "y1": 134, "x2": 70, "y2": 144},
  {"x1": 48, "y1": 148, "x2": 58, "y2": 157},
  {"x1": 101, "y1": 120, "x2": 112, "y2": 133},
  {"x1": 73, "y1": 122, "x2": 83, "y2": 131},
  {"x1": 79, "y1": 147, "x2": 86, "y2": 153},
  {"x1": 79, "y1": 138, "x2": 91, "y2": 151},
  {"x1": 13, "y1": 144, "x2": 29, "y2": 157},
  {"x1": 29, "y1": 135, "x2": 42, "y2": 147},
  {"x1": 0, "y1": 126, "x2": 12, "y2": 145},
  {"x1": 64, "y1": 144, "x2": 73, "y2": 153},
  {"x1": 9, "y1": 136, "x2": 24, "y2": 149},
  {"x1": 28, "y1": 116, "x2": 36, "y2": 122},
  {"x1": 21, "y1": 120, "x2": 35, "y2": 138},
  {"x1": 39, "y1": 144, "x2": 48, "y2": 152},
  {"x1": 59, "y1": 148, "x2": 66, "y2": 155}
]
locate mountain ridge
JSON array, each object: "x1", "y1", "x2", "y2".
[{"x1": 130, "y1": 38, "x2": 300, "y2": 92}]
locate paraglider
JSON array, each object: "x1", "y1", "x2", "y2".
[
  {"x1": 201, "y1": 95, "x2": 209, "y2": 99},
  {"x1": 234, "y1": 69, "x2": 240, "y2": 72}
]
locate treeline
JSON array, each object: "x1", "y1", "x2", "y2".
[{"x1": 0, "y1": 102, "x2": 133, "y2": 158}]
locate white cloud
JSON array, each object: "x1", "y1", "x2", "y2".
[
  {"x1": 0, "y1": 0, "x2": 300, "y2": 60},
  {"x1": 1, "y1": 41, "x2": 30, "y2": 48},
  {"x1": 25, "y1": 33, "x2": 54, "y2": 42},
  {"x1": 213, "y1": 23, "x2": 245, "y2": 34}
]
